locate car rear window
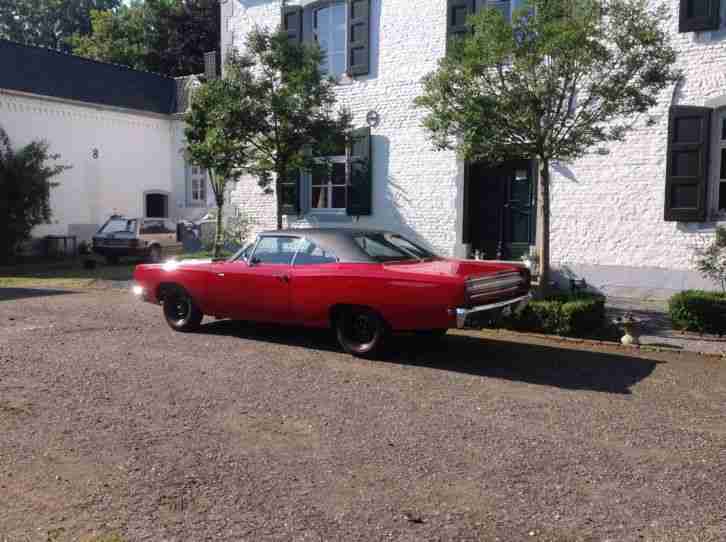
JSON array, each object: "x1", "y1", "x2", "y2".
[
  {"x1": 99, "y1": 218, "x2": 137, "y2": 235},
  {"x1": 353, "y1": 233, "x2": 437, "y2": 262}
]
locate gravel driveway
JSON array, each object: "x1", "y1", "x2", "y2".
[{"x1": 0, "y1": 288, "x2": 725, "y2": 541}]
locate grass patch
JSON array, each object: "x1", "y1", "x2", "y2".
[{"x1": 0, "y1": 259, "x2": 135, "y2": 289}]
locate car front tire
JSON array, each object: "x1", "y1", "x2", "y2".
[
  {"x1": 335, "y1": 307, "x2": 388, "y2": 358},
  {"x1": 162, "y1": 287, "x2": 203, "y2": 332}
]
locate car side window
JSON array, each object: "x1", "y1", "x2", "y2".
[
  {"x1": 294, "y1": 239, "x2": 337, "y2": 266},
  {"x1": 140, "y1": 219, "x2": 165, "y2": 234},
  {"x1": 251, "y1": 236, "x2": 301, "y2": 265}
]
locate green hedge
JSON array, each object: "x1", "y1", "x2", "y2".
[
  {"x1": 503, "y1": 293, "x2": 606, "y2": 337},
  {"x1": 668, "y1": 290, "x2": 726, "y2": 336}
]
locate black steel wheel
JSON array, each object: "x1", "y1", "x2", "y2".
[
  {"x1": 335, "y1": 307, "x2": 387, "y2": 358},
  {"x1": 162, "y1": 287, "x2": 203, "y2": 332}
]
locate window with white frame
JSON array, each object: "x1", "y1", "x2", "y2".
[
  {"x1": 311, "y1": 158, "x2": 347, "y2": 210},
  {"x1": 189, "y1": 165, "x2": 207, "y2": 205},
  {"x1": 314, "y1": 2, "x2": 347, "y2": 78}
]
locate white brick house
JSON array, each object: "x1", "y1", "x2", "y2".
[{"x1": 221, "y1": 0, "x2": 726, "y2": 298}]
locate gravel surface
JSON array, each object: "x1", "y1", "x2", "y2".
[{"x1": 0, "y1": 288, "x2": 725, "y2": 541}]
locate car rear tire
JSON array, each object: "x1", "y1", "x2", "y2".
[
  {"x1": 148, "y1": 245, "x2": 162, "y2": 263},
  {"x1": 335, "y1": 307, "x2": 388, "y2": 358},
  {"x1": 162, "y1": 287, "x2": 203, "y2": 332}
]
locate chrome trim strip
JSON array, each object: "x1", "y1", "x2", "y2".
[{"x1": 450, "y1": 294, "x2": 531, "y2": 329}]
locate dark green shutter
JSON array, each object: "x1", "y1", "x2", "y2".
[
  {"x1": 347, "y1": 127, "x2": 372, "y2": 216},
  {"x1": 282, "y1": 5, "x2": 303, "y2": 44},
  {"x1": 679, "y1": 0, "x2": 720, "y2": 32},
  {"x1": 348, "y1": 0, "x2": 370, "y2": 76},
  {"x1": 447, "y1": 0, "x2": 475, "y2": 43},
  {"x1": 280, "y1": 170, "x2": 301, "y2": 215},
  {"x1": 664, "y1": 105, "x2": 711, "y2": 222}
]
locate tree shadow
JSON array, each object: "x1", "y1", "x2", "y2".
[
  {"x1": 0, "y1": 288, "x2": 77, "y2": 302},
  {"x1": 198, "y1": 320, "x2": 661, "y2": 395}
]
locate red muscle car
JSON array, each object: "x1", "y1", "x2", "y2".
[{"x1": 132, "y1": 228, "x2": 531, "y2": 357}]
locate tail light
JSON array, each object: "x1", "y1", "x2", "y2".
[{"x1": 465, "y1": 270, "x2": 528, "y2": 305}]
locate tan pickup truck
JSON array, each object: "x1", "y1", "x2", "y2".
[{"x1": 92, "y1": 216, "x2": 183, "y2": 264}]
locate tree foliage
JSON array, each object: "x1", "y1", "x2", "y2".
[
  {"x1": 71, "y1": 0, "x2": 218, "y2": 76},
  {"x1": 415, "y1": 0, "x2": 679, "y2": 292},
  {"x1": 184, "y1": 69, "x2": 249, "y2": 258},
  {"x1": 229, "y1": 28, "x2": 351, "y2": 229},
  {"x1": 0, "y1": 0, "x2": 120, "y2": 51},
  {"x1": 0, "y1": 126, "x2": 68, "y2": 262},
  {"x1": 695, "y1": 227, "x2": 726, "y2": 293}
]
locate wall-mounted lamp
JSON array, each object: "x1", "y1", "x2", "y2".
[{"x1": 366, "y1": 110, "x2": 380, "y2": 128}]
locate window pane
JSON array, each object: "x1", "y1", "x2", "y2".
[
  {"x1": 720, "y1": 182, "x2": 726, "y2": 211},
  {"x1": 332, "y1": 186, "x2": 346, "y2": 208},
  {"x1": 330, "y1": 53, "x2": 346, "y2": 76},
  {"x1": 721, "y1": 118, "x2": 726, "y2": 140},
  {"x1": 295, "y1": 239, "x2": 337, "y2": 265},
  {"x1": 688, "y1": 0, "x2": 707, "y2": 18},
  {"x1": 253, "y1": 236, "x2": 299, "y2": 265},
  {"x1": 312, "y1": 186, "x2": 329, "y2": 208}
]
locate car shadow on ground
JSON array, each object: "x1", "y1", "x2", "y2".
[
  {"x1": 0, "y1": 287, "x2": 78, "y2": 302},
  {"x1": 200, "y1": 320, "x2": 661, "y2": 395}
]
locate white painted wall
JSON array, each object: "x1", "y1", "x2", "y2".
[
  {"x1": 0, "y1": 90, "x2": 196, "y2": 242},
  {"x1": 224, "y1": 0, "x2": 725, "y2": 297}
]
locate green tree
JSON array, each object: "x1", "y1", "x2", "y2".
[
  {"x1": 415, "y1": 0, "x2": 679, "y2": 293},
  {"x1": 0, "y1": 0, "x2": 120, "y2": 51},
  {"x1": 184, "y1": 61, "x2": 248, "y2": 259},
  {"x1": 71, "y1": 0, "x2": 218, "y2": 76},
  {"x1": 232, "y1": 28, "x2": 351, "y2": 230},
  {"x1": 0, "y1": 126, "x2": 68, "y2": 262}
]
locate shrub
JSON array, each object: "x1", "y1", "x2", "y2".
[
  {"x1": 0, "y1": 125, "x2": 68, "y2": 262},
  {"x1": 504, "y1": 293, "x2": 606, "y2": 337},
  {"x1": 668, "y1": 290, "x2": 726, "y2": 336}
]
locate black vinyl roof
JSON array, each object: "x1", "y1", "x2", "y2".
[
  {"x1": 0, "y1": 39, "x2": 177, "y2": 114},
  {"x1": 259, "y1": 228, "x2": 400, "y2": 263}
]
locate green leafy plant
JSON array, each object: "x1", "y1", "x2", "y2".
[
  {"x1": 669, "y1": 290, "x2": 726, "y2": 336},
  {"x1": 0, "y1": 125, "x2": 68, "y2": 262},
  {"x1": 415, "y1": 0, "x2": 679, "y2": 295},
  {"x1": 694, "y1": 226, "x2": 726, "y2": 293},
  {"x1": 504, "y1": 293, "x2": 606, "y2": 336}
]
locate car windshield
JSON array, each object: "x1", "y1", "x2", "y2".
[
  {"x1": 353, "y1": 233, "x2": 438, "y2": 263},
  {"x1": 99, "y1": 218, "x2": 137, "y2": 235}
]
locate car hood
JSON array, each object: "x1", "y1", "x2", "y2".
[{"x1": 383, "y1": 258, "x2": 524, "y2": 280}]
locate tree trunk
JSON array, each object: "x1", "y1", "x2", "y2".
[
  {"x1": 210, "y1": 169, "x2": 225, "y2": 259},
  {"x1": 275, "y1": 165, "x2": 285, "y2": 230},
  {"x1": 535, "y1": 157, "x2": 551, "y2": 298}
]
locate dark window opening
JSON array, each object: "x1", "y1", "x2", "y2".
[{"x1": 146, "y1": 193, "x2": 168, "y2": 218}]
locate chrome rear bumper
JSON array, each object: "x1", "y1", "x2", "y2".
[{"x1": 450, "y1": 293, "x2": 531, "y2": 329}]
